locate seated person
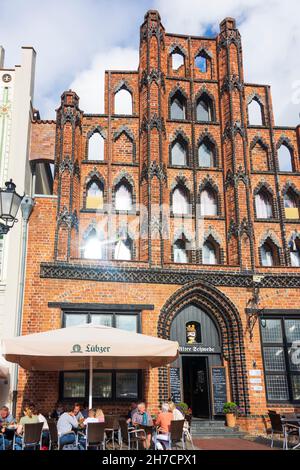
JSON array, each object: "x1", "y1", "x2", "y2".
[
  {"x1": 81, "y1": 402, "x2": 89, "y2": 419},
  {"x1": 132, "y1": 402, "x2": 153, "y2": 449},
  {"x1": 96, "y1": 408, "x2": 105, "y2": 423},
  {"x1": 168, "y1": 401, "x2": 184, "y2": 420},
  {"x1": 154, "y1": 403, "x2": 173, "y2": 450},
  {"x1": 50, "y1": 402, "x2": 65, "y2": 420},
  {"x1": 126, "y1": 402, "x2": 138, "y2": 425},
  {"x1": 0, "y1": 406, "x2": 16, "y2": 450},
  {"x1": 14, "y1": 403, "x2": 40, "y2": 450},
  {"x1": 83, "y1": 408, "x2": 98, "y2": 426},
  {"x1": 73, "y1": 403, "x2": 84, "y2": 423},
  {"x1": 57, "y1": 405, "x2": 79, "y2": 449}
]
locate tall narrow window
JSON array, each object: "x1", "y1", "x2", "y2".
[
  {"x1": 195, "y1": 53, "x2": 207, "y2": 73},
  {"x1": 173, "y1": 238, "x2": 189, "y2": 263},
  {"x1": 284, "y1": 190, "x2": 299, "y2": 219},
  {"x1": 248, "y1": 98, "x2": 264, "y2": 126},
  {"x1": 86, "y1": 180, "x2": 104, "y2": 210},
  {"x1": 202, "y1": 241, "x2": 217, "y2": 265},
  {"x1": 88, "y1": 133, "x2": 104, "y2": 161},
  {"x1": 83, "y1": 230, "x2": 105, "y2": 260},
  {"x1": 115, "y1": 181, "x2": 133, "y2": 211},
  {"x1": 255, "y1": 191, "x2": 273, "y2": 219},
  {"x1": 114, "y1": 235, "x2": 132, "y2": 261},
  {"x1": 260, "y1": 240, "x2": 279, "y2": 267},
  {"x1": 170, "y1": 91, "x2": 186, "y2": 120},
  {"x1": 171, "y1": 52, "x2": 184, "y2": 70},
  {"x1": 200, "y1": 189, "x2": 217, "y2": 216},
  {"x1": 278, "y1": 144, "x2": 293, "y2": 172},
  {"x1": 290, "y1": 239, "x2": 300, "y2": 267},
  {"x1": 114, "y1": 88, "x2": 133, "y2": 115},
  {"x1": 198, "y1": 139, "x2": 215, "y2": 167},
  {"x1": 196, "y1": 94, "x2": 214, "y2": 122},
  {"x1": 171, "y1": 137, "x2": 187, "y2": 166},
  {"x1": 172, "y1": 186, "x2": 189, "y2": 215}
]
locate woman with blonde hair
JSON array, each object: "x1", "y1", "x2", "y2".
[
  {"x1": 96, "y1": 408, "x2": 105, "y2": 423},
  {"x1": 168, "y1": 401, "x2": 184, "y2": 420}
]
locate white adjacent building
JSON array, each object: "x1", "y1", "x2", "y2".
[{"x1": 0, "y1": 46, "x2": 36, "y2": 406}]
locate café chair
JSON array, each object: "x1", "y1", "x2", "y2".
[
  {"x1": 85, "y1": 423, "x2": 105, "y2": 450},
  {"x1": 48, "y1": 420, "x2": 59, "y2": 450},
  {"x1": 13, "y1": 422, "x2": 44, "y2": 450},
  {"x1": 104, "y1": 415, "x2": 120, "y2": 449},
  {"x1": 119, "y1": 418, "x2": 146, "y2": 450}
]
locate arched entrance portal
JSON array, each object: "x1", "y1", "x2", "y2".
[
  {"x1": 170, "y1": 304, "x2": 222, "y2": 418},
  {"x1": 157, "y1": 281, "x2": 250, "y2": 418}
]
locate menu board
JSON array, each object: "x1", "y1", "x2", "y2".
[
  {"x1": 210, "y1": 366, "x2": 227, "y2": 415},
  {"x1": 170, "y1": 367, "x2": 182, "y2": 403}
]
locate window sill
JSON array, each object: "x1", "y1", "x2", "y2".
[
  {"x1": 82, "y1": 160, "x2": 107, "y2": 164},
  {"x1": 254, "y1": 218, "x2": 280, "y2": 223},
  {"x1": 284, "y1": 219, "x2": 300, "y2": 223}
]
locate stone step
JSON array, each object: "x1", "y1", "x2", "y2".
[{"x1": 190, "y1": 419, "x2": 246, "y2": 438}]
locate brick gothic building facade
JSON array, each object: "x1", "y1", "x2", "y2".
[{"x1": 18, "y1": 11, "x2": 300, "y2": 433}]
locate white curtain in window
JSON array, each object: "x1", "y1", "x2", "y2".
[
  {"x1": 255, "y1": 192, "x2": 272, "y2": 218},
  {"x1": 170, "y1": 97, "x2": 186, "y2": 120},
  {"x1": 171, "y1": 141, "x2": 186, "y2": 166},
  {"x1": 284, "y1": 193, "x2": 296, "y2": 208},
  {"x1": 199, "y1": 142, "x2": 213, "y2": 167},
  {"x1": 88, "y1": 133, "x2": 104, "y2": 161},
  {"x1": 115, "y1": 184, "x2": 133, "y2": 211},
  {"x1": 200, "y1": 190, "x2": 217, "y2": 216},
  {"x1": 202, "y1": 242, "x2": 217, "y2": 265},
  {"x1": 196, "y1": 99, "x2": 211, "y2": 121},
  {"x1": 114, "y1": 239, "x2": 132, "y2": 260},
  {"x1": 172, "y1": 187, "x2": 189, "y2": 214},
  {"x1": 114, "y1": 89, "x2": 133, "y2": 115},
  {"x1": 291, "y1": 249, "x2": 300, "y2": 267},
  {"x1": 261, "y1": 244, "x2": 274, "y2": 266},
  {"x1": 173, "y1": 240, "x2": 188, "y2": 263}
]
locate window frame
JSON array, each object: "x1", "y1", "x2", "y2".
[
  {"x1": 59, "y1": 369, "x2": 142, "y2": 403},
  {"x1": 60, "y1": 309, "x2": 142, "y2": 402},
  {"x1": 260, "y1": 315, "x2": 300, "y2": 405}
]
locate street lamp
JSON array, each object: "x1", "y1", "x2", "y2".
[{"x1": 0, "y1": 179, "x2": 23, "y2": 235}]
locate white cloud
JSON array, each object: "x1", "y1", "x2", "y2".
[
  {"x1": 154, "y1": 0, "x2": 300, "y2": 126},
  {"x1": 69, "y1": 47, "x2": 138, "y2": 114}
]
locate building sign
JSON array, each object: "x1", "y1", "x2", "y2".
[
  {"x1": 179, "y1": 345, "x2": 220, "y2": 354},
  {"x1": 70, "y1": 344, "x2": 111, "y2": 354},
  {"x1": 169, "y1": 367, "x2": 182, "y2": 403},
  {"x1": 210, "y1": 366, "x2": 227, "y2": 415}
]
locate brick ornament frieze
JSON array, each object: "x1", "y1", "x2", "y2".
[{"x1": 40, "y1": 262, "x2": 300, "y2": 288}]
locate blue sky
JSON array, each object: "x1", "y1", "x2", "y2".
[{"x1": 1, "y1": 0, "x2": 299, "y2": 125}]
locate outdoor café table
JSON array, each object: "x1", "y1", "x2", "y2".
[{"x1": 281, "y1": 417, "x2": 300, "y2": 450}]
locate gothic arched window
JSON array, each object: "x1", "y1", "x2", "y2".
[
  {"x1": 114, "y1": 88, "x2": 133, "y2": 115},
  {"x1": 115, "y1": 180, "x2": 133, "y2": 211},
  {"x1": 200, "y1": 188, "x2": 217, "y2": 216},
  {"x1": 88, "y1": 132, "x2": 104, "y2": 161},
  {"x1": 86, "y1": 180, "x2": 104, "y2": 210}
]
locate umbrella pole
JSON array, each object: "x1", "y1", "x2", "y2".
[{"x1": 89, "y1": 356, "x2": 93, "y2": 409}]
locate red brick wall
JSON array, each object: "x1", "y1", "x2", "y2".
[{"x1": 21, "y1": 11, "x2": 300, "y2": 433}]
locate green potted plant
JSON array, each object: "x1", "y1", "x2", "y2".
[{"x1": 223, "y1": 402, "x2": 238, "y2": 427}]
